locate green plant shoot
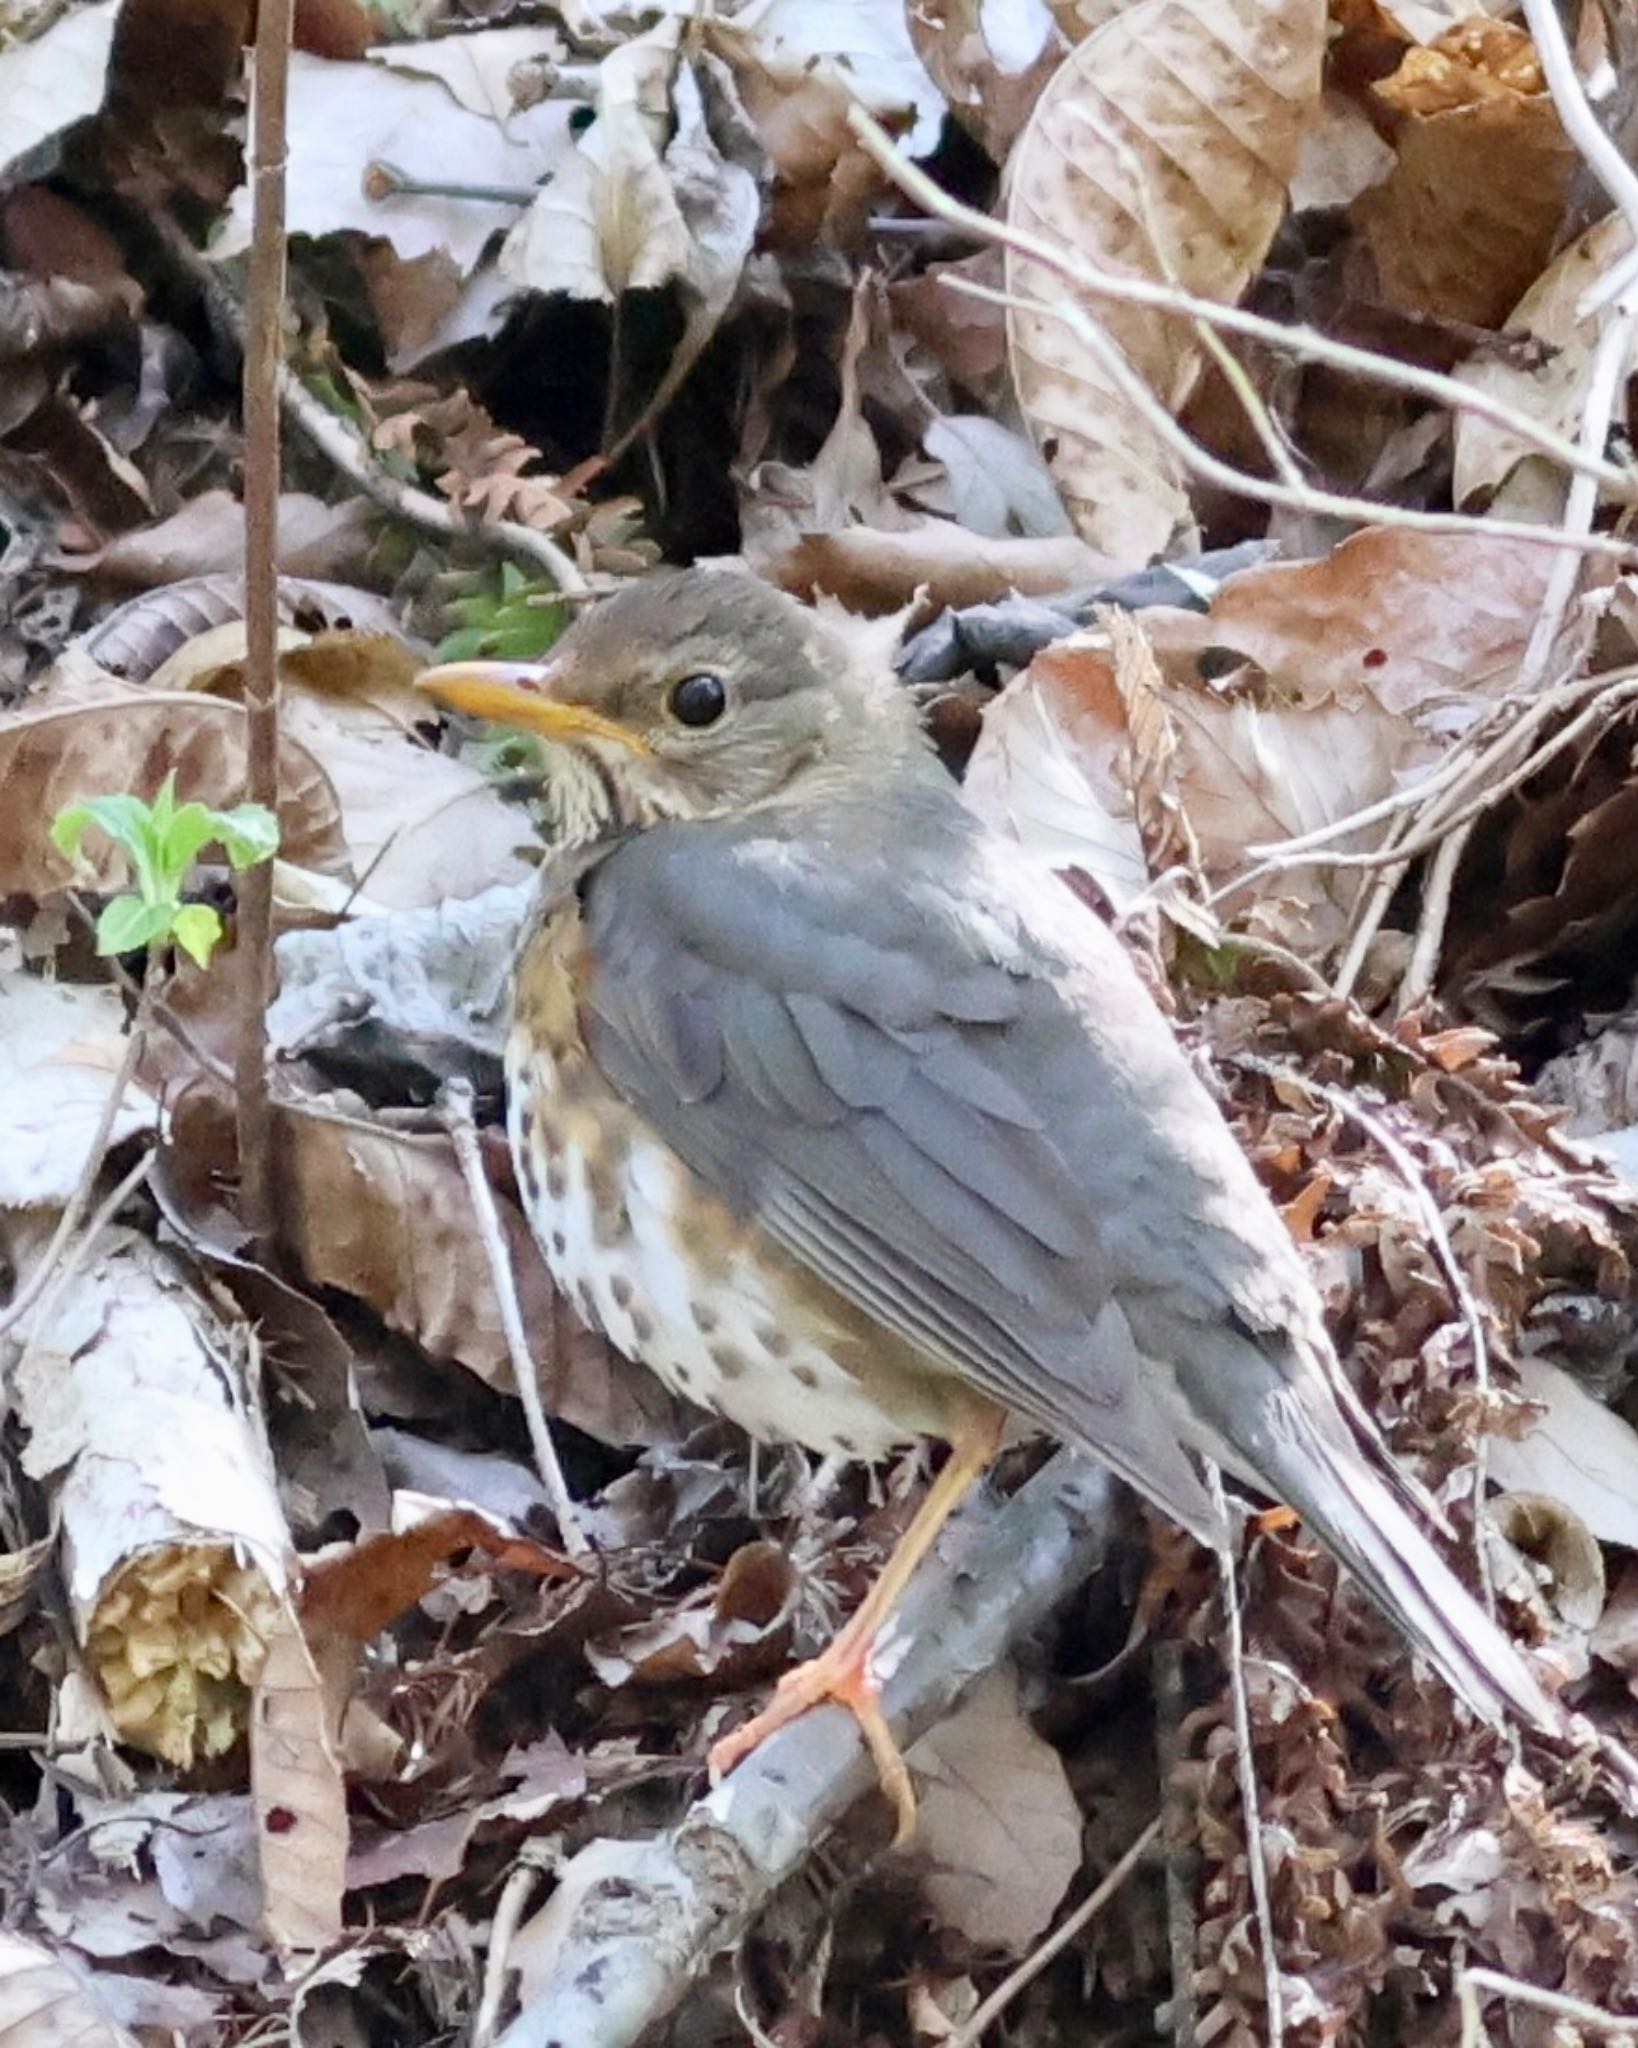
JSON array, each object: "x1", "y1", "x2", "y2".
[{"x1": 51, "y1": 772, "x2": 280, "y2": 969}]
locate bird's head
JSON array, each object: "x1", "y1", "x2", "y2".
[{"x1": 417, "y1": 569, "x2": 927, "y2": 845}]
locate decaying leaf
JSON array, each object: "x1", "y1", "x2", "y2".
[
  {"x1": 0, "y1": 974, "x2": 157, "y2": 1208},
  {"x1": 13, "y1": 1230, "x2": 292, "y2": 1767},
  {"x1": 904, "y1": 1667, "x2": 1082, "y2": 1954},
  {"x1": 1005, "y1": 0, "x2": 1326, "y2": 563},
  {"x1": 1353, "y1": 18, "x2": 1577, "y2": 330}
]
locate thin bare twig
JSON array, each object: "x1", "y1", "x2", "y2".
[
  {"x1": 235, "y1": 0, "x2": 293, "y2": 1257},
  {"x1": 1154, "y1": 1639, "x2": 1200, "y2": 2048},
  {"x1": 945, "y1": 1815, "x2": 1162, "y2": 2048},
  {"x1": 278, "y1": 371, "x2": 591, "y2": 594},
  {"x1": 1458, "y1": 1966, "x2": 1638, "y2": 2048},
  {"x1": 436, "y1": 1078, "x2": 587, "y2": 1556},
  {"x1": 845, "y1": 106, "x2": 1638, "y2": 506},
  {"x1": 951, "y1": 272, "x2": 1635, "y2": 561},
  {"x1": 1206, "y1": 1464, "x2": 1284, "y2": 2048}
]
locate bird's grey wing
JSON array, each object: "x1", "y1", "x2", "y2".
[{"x1": 575, "y1": 820, "x2": 1297, "y2": 1539}]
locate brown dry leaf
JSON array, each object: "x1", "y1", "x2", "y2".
[
  {"x1": 276, "y1": 1095, "x2": 677, "y2": 1447},
  {"x1": 584, "y1": 1538, "x2": 796, "y2": 1687},
  {"x1": 301, "y1": 1505, "x2": 574, "y2": 1655},
  {"x1": 904, "y1": 1667, "x2": 1082, "y2": 1954},
  {"x1": 907, "y1": 0, "x2": 1066, "y2": 162},
  {"x1": 966, "y1": 531, "x2": 1571, "y2": 946},
  {"x1": 1453, "y1": 212, "x2": 1633, "y2": 517},
  {"x1": 767, "y1": 528, "x2": 1119, "y2": 614},
  {"x1": 1005, "y1": 0, "x2": 1325, "y2": 564},
  {"x1": 0, "y1": 1929, "x2": 139, "y2": 2048},
  {"x1": 251, "y1": 1594, "x2": 347, "y2": 1953},
  {"x1": 1353, "y1": 19, "x2": 1576, "y2": 329},
  {"x1": 717, "y1": 39, "x2": 882, "y2": 248},
  {"x1": 1137, "y1": 527, "x2": 1566, "y2": 719},
  {"x1": 0, "y1": 678, "x2": 349, "y2": 897},
  {"x1": 62, "y1": 490, "x2": 373, "y2": 587}
]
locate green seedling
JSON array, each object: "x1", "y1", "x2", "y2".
[
  {"x1": 436, "y1": 561, "x2": 568, "y2": 666},
  {"x1": 51, "y1": 772, "x2": 280, "y2": 969}
]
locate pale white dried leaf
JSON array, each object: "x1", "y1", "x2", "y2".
[
  {"x1": 963, "y1": 667, "x2": 1150, "y2": 910},
  {"x1": 501, "y1": 22, "x2": 691, "y2": 301},
  {"x1": 1005, "y1": 0, "x2": 1325, "y2": 564},
  {"x1": 1487, "y1": 1357, "x2": 1638, "y2": 1551},
  {"x1": 216, "y1": 53, "x2": 578, "y2": 276},
  {"x1": 0, "y1": 0, "x2": 117, "y2": 181},
  {"x1": 15, "y1": 1231, "x2": 292, "y2": 1766},
  {"x1": 0, "y1": 1929, "x2": 138, "y2": 2048},
  {"x1": 1453, "y1": 212, "x2": 1635, "y2": 515},
  {"x1": 0, "y1": 975, "x2": 157, "y2": 1208}
]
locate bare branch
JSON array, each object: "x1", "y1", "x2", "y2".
[{"x1": 494, "y1": 1454, "x2": 1117, "y2": 2048}]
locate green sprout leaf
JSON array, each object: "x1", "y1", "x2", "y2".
[{"x1": 52, "y1": 776, "x2": 280, "y2": 968}]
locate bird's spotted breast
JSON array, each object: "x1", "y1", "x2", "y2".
[{"x1": 506, "y1": 897, "x2": 967, "y2": 1459}]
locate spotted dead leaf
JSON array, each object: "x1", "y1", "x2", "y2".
[
  {"x1": 1005, "y1": 0, "x2": 1325, "y2": 564},
  {"x1": 252, "y1": 1594, "x2": 347, "y2": 1952}
]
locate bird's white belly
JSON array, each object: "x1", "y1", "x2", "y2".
[{"x1": 509, "y1": 1048, "x2": 908, "y2": 1460}]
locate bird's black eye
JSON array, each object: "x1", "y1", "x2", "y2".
[{"x1": 668, "y1": 673, "x2": 727, "y2": 728}]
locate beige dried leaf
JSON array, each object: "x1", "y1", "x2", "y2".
[
  {"x1": 904, "y1": 1668, "x2": 1082, "y2": 1954},
  {"x1": 252, "y1": 1595, "x2": 347, "y2": 1952},
  {"x1": 1453, "y1": 212, "x2": 1635, "y2": 516},
  {"x1": 1004, "y1": 0, "x2": 1325, "y2": 565},
  {"x1": 0, "y1": 1930, "x2": 137, "y2": 2048}
]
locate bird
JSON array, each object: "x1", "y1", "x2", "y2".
[{"x1": 417, "y1": 566, "x2": 1568, "y2": 1838}]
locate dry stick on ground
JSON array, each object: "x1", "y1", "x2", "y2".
[
  {"x1": 493, "y1": 1455, "x2": 1116, "y2": 2048},
  {"x1": 944, "y1": 1815, "x2": 1162, "y2": 2048},
  {"x1": 435, "y1": 1078, "x2": 587, "y2": 1556},
  {"x1": 234, "y1": 0, "x2": 293, "y2": 1258},
  {"x1": 1457, "y1": 1966, "x2": 1638, "y2": 2048}
]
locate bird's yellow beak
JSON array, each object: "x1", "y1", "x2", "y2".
[{"x1": 415, "y1": 660, "x2": 652, "y2": 755}]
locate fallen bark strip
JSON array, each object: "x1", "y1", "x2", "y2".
[{"x1": 496, "y1": 1452, "x2": 1118, "y2": 2048}]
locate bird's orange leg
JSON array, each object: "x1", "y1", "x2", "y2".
[{"x1": 708, "y1": 1409, "x2": 1006, "y2": 1843}]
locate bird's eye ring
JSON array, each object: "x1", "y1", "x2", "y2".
[{"x1": 668, "y1": 673, "x2": 728, "y2": 728}]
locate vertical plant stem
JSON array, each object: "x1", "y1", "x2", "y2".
[{"x1": 235, "y1": 0, "x2": 295, "y2": 1253}]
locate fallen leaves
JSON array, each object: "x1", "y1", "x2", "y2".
[{"x1": 1005, "y1": 0, "x2": 1326, "y2": 563}]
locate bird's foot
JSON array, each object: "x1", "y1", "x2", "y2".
[{"x1": 708, "y1": 1622, "x2": 917, "y2": 1843}]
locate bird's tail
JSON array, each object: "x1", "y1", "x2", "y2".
[{"x1": 1250, "y1": 1390, "x2": 1566, "y2": 1738}]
